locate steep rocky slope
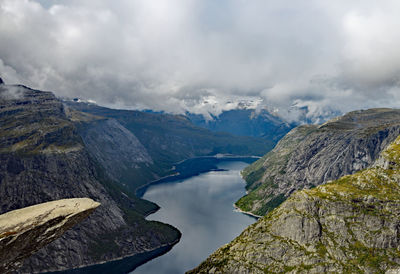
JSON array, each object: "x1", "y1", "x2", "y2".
[
  {"x1": 191, "y1": 134, "x2": 400, "y2": 273},
  {"x1": 0, "y1": 198, "x2": 99, "y2": 273},
  {"x1": 237, "y1": 108, "x2": 400, "y2": 216},
  {"x1": 0, "y1": 83, "x2": 180, "y2": 273},
  {"x1": 65, "y1": 101, "x2": 274, "y2": 175},
  {"x1": 64, "y1": 107, "x2": 160, "y2": 209},
  {"x1": 73, "y1": 116, "x2": 157, "y2": 191}
]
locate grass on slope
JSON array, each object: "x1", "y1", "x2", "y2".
[{"x1": 237, "y1": 125, "x2": 318, "y2": 215}]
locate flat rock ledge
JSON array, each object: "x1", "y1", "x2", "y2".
[{"x1": 0, "y1": 198, "x2": 100, "y2": 273}]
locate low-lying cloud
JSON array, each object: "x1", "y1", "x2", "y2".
[{"x1": 1, "y1": 0, "x2": 400, "y2": 122}]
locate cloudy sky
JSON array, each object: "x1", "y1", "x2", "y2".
[{"x1": 1, "y1": 0, "x2": 400, "y2": 121}]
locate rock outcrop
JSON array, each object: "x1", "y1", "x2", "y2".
[
  {"x1": 237, "y1": 108, "x2": 400, "y2": 216},
  {"x1": 0, "y1": 84, "x2": 180, "y2": 273},
  {"x1": 76, "y1": 117, "x2": 155, "y2": 190},
  {"x1": 0, "y1": 198, "x2": 100, "y2": 273},
  {"x1": 190, "y1": 134, "x2": 400, "y2": 273}
]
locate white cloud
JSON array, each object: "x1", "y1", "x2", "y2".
[{"x1": 1, "y1": 0, "x2": 400, "y2": 122}]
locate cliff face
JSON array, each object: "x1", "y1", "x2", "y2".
[
  {"x1": 65, "y1": 101, "x2": 275, "y2": 164},
  {"x1": 0, "y1": 198, "x2": 99, "y2": 273},
  {"x1": 79, "y1": 118, "x2": 153, "y2": 178},
  {"x1": 75, "y1": 117, "x2": 158, "y2": 191},
  {"x1": 191, "y1": 134, "x2": 400, "y2": 273},
  {"x1": 0, "y1": 84, "x2": 180, "y2": 273},
  {"x1": 237, "y1": 108, "x2": 400, "y2": 216}
]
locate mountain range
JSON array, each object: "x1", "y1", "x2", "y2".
[
  {"x1": 236, "y1": 108, "x2": 400, "y2": 216},
  {"x1": 64, "y1": 100, "x2": 278, "y2": 192},
  {"x1": 5, "y1": 76, "x2": 400, "y2": 273},
  {"x1": 191, "y1": 108, "x2": 400, "y2": 273},
  {"x1": 0, "y1": 78, "x2": 283, "y2": 272},
  {"x1": 0, "y1": 81, "x2": 183, "y2": 272},
  {"x1": 186, "y1": 108, "x2": 294, "y2": 142}
]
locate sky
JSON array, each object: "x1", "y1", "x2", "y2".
[{"x1": 1, "y1": 0, "x2": 400, "y2": 122}]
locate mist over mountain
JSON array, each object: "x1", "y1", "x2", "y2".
[
  {"x1": 2, "y1": 1, "x2": 400, "y2": 273},
  {"x1": 189, "y1": 108, "x2": 400, "y2": 273},
  {"x1": 0, "y1": 82, "x2": 181, "y2": 272},
  {"x1": 2, "y1": 1, "x2": 400, "y2": 122},
  {"x1": 187, "y1": 109, "x2": 294, "y2": 142}
]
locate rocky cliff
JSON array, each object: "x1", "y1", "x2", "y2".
[
  {"x1": 65, "y1": 101, "x2": 275, "y2": 169},
  {"x1": 237, "y1": 108, "x2": 400, "y2": 216},
  {"x1": 79, "y1": 118, "x2": 153, "y2": 180},
  {"x1": 0, "y1": 198, "x2": 99, "y2": 273},
  {"x1": 73, "y1": 116, "x2": 159, "y2": 192},
  {"x1": 191, "y1": 133, "x2": 400, "y2": 273},
  {"x1": 0, "y1": 83, "x2": 180, "y2": 273}
]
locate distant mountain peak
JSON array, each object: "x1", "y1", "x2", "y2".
[{"x1": 186, "y1": 108, "x2": 295, "y2": 142}]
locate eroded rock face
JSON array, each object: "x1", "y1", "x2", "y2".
[
  {"x1": 0, "y1": 84, "x2": 181, "y2": 273},
  {"x1": 238, "y1": 108, "x2": 400, "y2": 216},
  {"x1": 0, "y1": 198, "x2": 100, "y2": 273},
  {"x1": 78, "y1": 118, "x2": 153, "y2": 184},
  {"x1": 190, "y1": 135, "x2": 400, "y2": 273}
]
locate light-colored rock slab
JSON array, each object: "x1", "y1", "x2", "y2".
[{"x1": 0, "y1": 198, "x2": 100, "y2": 273}]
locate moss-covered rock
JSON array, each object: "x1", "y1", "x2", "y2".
[
  {"x1": 190, "y1": 135, "x2": 400, "y2": 273},
  {"x1": 0, "y1": 84, "x2": 181, "y2": 273},
  {"x1": 238, "y1": 108, "x2": 400, "y2": 216}
]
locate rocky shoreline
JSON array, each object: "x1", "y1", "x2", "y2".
[
  {"x1": 50, "y1": 237, "x2": 181, "y2": 274},
  {"x1": 233, "y1": 204, "x2": 261, "y2": 219}
]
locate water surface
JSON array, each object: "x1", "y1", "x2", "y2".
[{"x1": 133, "y1": 161, "x2": 256, "y2": 274}]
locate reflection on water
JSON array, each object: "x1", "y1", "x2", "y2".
[{"x1": 133, "y1": 161, "x2": 256, "y2": 274}]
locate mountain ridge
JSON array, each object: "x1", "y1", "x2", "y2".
[
  {"x1": 237, "y1": 108, "x2": 400, "y2": 216},
  {"x1": 0, "y1": 83, "x2": 180, "y2": 273},
  {"x1": 65, "y1": 100, "x2": 275, "y2": 192},
  {"x1": 190, "y1": 127, "x2": 400, "y2": 273},
  {"x1": 186, "y1": 108, "x2": 294, "y2": 142}
]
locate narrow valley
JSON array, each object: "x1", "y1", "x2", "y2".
[{"x1": 135, "y1": 161, "x2": 256, "y2": 273}]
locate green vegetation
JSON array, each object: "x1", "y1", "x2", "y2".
[
  {"x1": 241, "y1": 165, "x2": 266, "y2": 188},
  {"x1": 235, "y1": 183, "x2": 284, "y2": 216},
  {"x1": 255, "y1": 194, "x2": 286, "y2": 216},
  {"x1": 91, "y1": 156, "x2": 159, "y2": 217},
  {"x1": 236, "y1": 125, "x2": 318, "y2": 215},
  {"x1": 315, "y1": 241, "x2": 328, "y2": 257},
  {"x1": 191, "y1": 135, "x2": 400, "y2": 273},
  {"x1": 88, "y1": 232, "x2": 121, "y2": 260},
  {"x1": 1, "y1": 86, "x2": 183, "y2": 271},
  {"x1": 236, "y1": 108, "x2": 400, "y2": 218},
  {"x1": 235, "y1": 191, "x2": 262, "y2": 212},
  {"x1": 87, "y1": 142, "x2": 182, "y2": 262},
  {"x1": 65, "y1": 102, "x2": 277, "y2": 201}
]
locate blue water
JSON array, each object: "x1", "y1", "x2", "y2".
[{"x1": 133, "y1": 161, "x2": 256, "y2": 274}]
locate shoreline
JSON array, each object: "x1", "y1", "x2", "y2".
[
  {"x1": 135, "y1": 155, "x2": 260, "y2": 198},
  {"x1": 49, "y1": 238, "x2": 181, "y2": 274},
  {"x1": 173, "y1": 154, "x2": 261, "y2": 166},
  {"x1": 138, "y1": 155, "x2": 262, "y2": 221},
  {"x1": 233, "y1": 204, "x2": 262, "y2": 219},
  {"x1": 235, "y1": 165, "x2": 261, "y2": 218},
  {"x1": 135, "y1": 172, "x2": 180, "y2": 198},
  {"x1": 125, "y1": 156, "x2": 259, "y2": 272}
]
